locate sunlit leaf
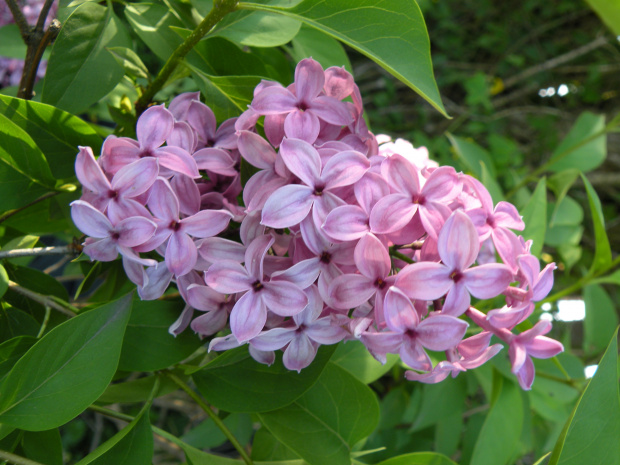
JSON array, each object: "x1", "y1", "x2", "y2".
[
  {"x1": 581, "y1": 174, "x2": 612, "y2": 273},
  {"x1": 520, "y1": 177, "x2": 547, "y2": 257},
  {"x1": 583, "y1": 285, "x2": 619, "y2": 355},
  {"x1": 331, "y1": 340, "x2": 398, "y2": 384},
  {"x1": 447, "y1": 134, "x2": 496, "y2": 179}
]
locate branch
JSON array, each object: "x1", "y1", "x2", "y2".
[
  {"x1": 0, "y1": 191, "x2": 61, "y2": 224},
  {"x1": 502, "y1": 35, "x2": 609, "y2": 89},
  {"x1": 20, "y1": 19, "x2": 61, "y2": 100},
  {"x1": 0, "y1": 244, "x2": 80, "y2": 260},
  {"x1": 0, "y1": 450, "x2": 46, "y2": 465},
  {"x1": 135, "y1": 0, "x2": 239, "y2": 115},
  {"x1": 8, "y1": 280, "x2": 78, "y2": 317}
]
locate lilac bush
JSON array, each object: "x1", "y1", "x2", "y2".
[{"x1": 71, "y1": 58, "x2": 563, "y2": 390}]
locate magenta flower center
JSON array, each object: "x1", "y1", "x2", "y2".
[
  {"x1": 319, "y1": 251, "x2": 332, "y2": 264},
  {"x1": 252, "y1": 280, "x2": 264, "y2": 292},
  {"x1": 450, "y1": 270, "x2": 463, "y2": 283}
]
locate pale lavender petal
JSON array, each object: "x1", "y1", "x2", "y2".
[
  {"x1": 400, "y1": 340, "x2": 432, "y2": 372},
  {"x1": 230, "y1": 291, "x2": 267, "y2": 343},
  {"x1": 100, "y1": 137, "x2": 140, "y2": 174},
  {"x1": 191, "y1": 309, "x2": 228, "y2": 336},
  {"x1": 251, "y1": 327, "x2": 295, "y2": 351},
  {"x1": 457, "y1": 331, "x2": 493, "y2": 359},
  {"x1": 360, "y1": 331, "x2": 403, "y2": 356},
  {"x1": 154, "y1": 146, "x2": 200, "y2": 178},
  {"x1": 279, "y1": 138, "x2": 321, "y2": 186},
  {"x1": 166, "y1": 232, "x2": 198, "y2": 276},
  {"x1": 463, "y1": 264, "x2": 513, "y2": 299},
  {"x1": 312, "y1": 191, "x2": 345, "y2": 231},
  {"x1": 209, "y1": 334, "x2": 242, "y2": 352},
  {"x1": 492, "y1": 227, "x2": 520, "y2": 271},
  {"x1": 194, "y1": 148, "x2": 237, "y2": 176},
  {"x1": 251, "y1": 86, "x2": 297, "y2": 114},
  {"x1": 459, "y1": 344, "x2": 503, "y2": 370},
  {"x1": 122, "y1": 256, "x2": 145, "y2": 286},
  {"x1": 271, "y1": 257, "x2": 320, "y2": 289},
  {"x1": 283, "y1": 334, "x2": 317, "y2": 372},
  {"x1": 265, "y1": 113, "x2": 287, "y2": 147},
  {"x1": 148, "y1": 178, "x2": 179, "y2": 221},
  {"x1": 237, "y1": 130, "x2": 277, "y2": 169},
  {"x1": 509, "y1": 342, "x2": 528, "y2": 373},
  {"x1": 83, "y1": 237, "x2": 118, "y2": 261},
  {"x1": 137, "y1": 104, "x2": 173, "y2": 150},
  {"x1": 198, "y1": 237, "x2": 246, "y2": 264},
  {"x1": 532, "y1": 263, "x2": 556, "y2": 301},
  {"x1": 328, "y1": 274, "x2": 375, "y2": 310},
  {"x1": 295, "y1": 58, "x2": 324, "y2": 101},
  {"x1": 186, "y1": 284, "x2": 225, "y2": 311},
  {"x1": 324, "y1": 66, "x2": 354, "y2": 100},
  {"x1": 310, "y1": 96, "x2": 352, "y2": 125},
  {"x1": 108, "y1": 197, "x2": 151, "y2": 224},
  {"x1": 245, "y1": 170, "x2": 288, "y2": 213},
  {"x1": 419, "y1": 202, "x2": 451, "y2": 241},
  {"x1": 181, "y1": 209, "x2": 233, "y2": 238},
  {"x1": 170, "y1": 174, "x2": 201, "y2": 216},
  {"x1": 383, "y1": 286, "x2": 419, "y2": 333},
  {"x1": 369, "y1": 194, "x2": 417, "y2": 234},
  {"x1": 138, "y1": 262, "x2": 173, "y2": 300},
  {"x1": 168, "y1": 121, "x2": 196, "y2": 153},
  {"x1": 205, "y1": 260, "x2": 253, "y2": 294},
  {"x1": 245, "y1": 234, "x2": 274, "y2": 280},
  {"x1": 249, "y1": 346, "x2": 276, "y2": 366},
  {"x1": 322, "y1": 205, "x2": 369, "y2": 241},
  {"x1": 381, "y1": 154, "x2": 420, "y2": 196},
  {"x1": 168, "y1": 305, "x2": 194, "y2": 337},
  {"x1": 118, "y1": 246, "x2": 157, "y2": 267},
  {"x1": 515, "y1": 356, "x2": 535, "y2": 390},
  {"x1": 322, "y1": 150, "x2": 370, "y2": 190},
  {"x1": 116, "y1": 216, "x2": 157, "y2": 247},
  {"x1": 442, "y1": 281, "x2": 471, "y2": 317},
  {"x1": 405, "y1": 367, "x2": 451, "y2": 383},
  {"x1": 186, "y1": 100, "x2": 216, "y2": 144},
  {"x1": 113, "y1": 157, "x2": 159, "y2": 198},
  {"x1": 75, "y1": 146, "x2": 110, "y2": 194},
  {"x1": 395, "y1": 262, "x2": 452, "y2": 300},
  {"x1": 416, "y1": 315, "x2": 468, "y2": 351},
  {"x1": 70, "y1": 200, "x2": 112, "y2": 238},
  {"x1": 261, "y1": 184, "x2": 314, "y2": 228},
  {"x1": 437, "y1": 210, "x2": 479, "y2": 271},
  {"x1": 299, "y1": 215, "x2": 329, "y2": 256},
  {"x1": 354, "y1": 233, "x2": 390, "y2": 280},
  {"x1": 168, "y1": 91, "x2": 200, "y2": 120},
  {"x1": 525, "y1": 336, "x2": 564, "y2": 359},
  {"x1": 262, "y1": 281, "x2": 309, "y2": 316},
  {"x1": 421, "y1": 165, "x2": 459, "y2": 201},
  {"x1": 494, "y1": 201, "x2": 524, "y2": 230},
  {"x1": 354, "y1": 171, "x2": 390, "y2": 214},
  {"x1": 284, "y1": 110, "x2": 320, "y2": 143},
  {"x1": 466, "y1": 175, "x2": 494, "y2": 213},
  {"x1": 305, "y1": 319, "x2": 347, "y2": 344}
]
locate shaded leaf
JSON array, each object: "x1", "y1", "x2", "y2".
[
  {"x1": 118, "y1": 299, "x2": 202, "y2": 372},
  {"x1": 447, "y1": 134, "x2": 496, "y2": 178},
  {"x1": 241, "y1": 0, "x2": 447, "y2": 116},
  {"x1": 0, "y1": 265, "x2": 8, "y2": 299},
  {"x1": 548, "y1": 329, "x2": 620, "y2": 465},
  {"x1": 0, "y1": 294, "x2": 132, "y2": 430},
  {"x1": 289, "y1": 24, "x2": 352, "y2": 73},
  {"x1": 331, "y1": 340, "x2": 398, "y2": 384},
  {"x1": 375, "y1": 452, "x2": 458, "y2": 465},
  {"x1": 96, "y1": 374, "x2": 180, "y2": 404},
  {"x1": 0, "y1": 336, "x2": 37, "y2": 382},
  {"x1": 583, "y1": 284, "x2": 619, "y2": 355},
  {"x1": 125, "y1": 3, "x2": 184, "y2": 61},
  {"x1": 22, "y1": 429, "x2": 63, "y2": 465},
  {"x1": 520, "y1": 177, "x2": 547, "y2": 257},
  {"x1": 42, "y1": 2, "x2": 130, "y2": 114},
  {"x1": 258, "y1": 363, "x2": 380, "y2": 465},
  {"x1": 581, "y1": 173, "x2": 612, "y2": 273},
  {"x1": 0, "y1": 95, "x2": 102, "y2": 179},
  {"x1": 193, "y1": 345, "x2": 335, "y2": 413},
  {"x1": 107, "y1": 46, "x2": 150, "y2": 80}
]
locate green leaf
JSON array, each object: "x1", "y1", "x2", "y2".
[
  {"x1": 374, "y1": 452, "x2": 458, "y2": 465},
  {"x1": 258, "y1": 363, "x2": 380, "y2": 465},
  {"x1": 0, "y1": 24, "x2": 29, "y2": 59},
  {"x1": 118, "y1": 299, "x2": 202, "y2": 372},
  {"x1": 547, "y1": 169, "x2": 580, "y2": 221},
  {"x1": 76, "y1": 411, "x2": 153, "y2": 465},
  {"x1": 42, "y1": 2, "x2": 130, "y2": 114},
  {"x1": 470, "y1": 374, "x2": 523, "y2": 465},
  {"x1": 0, "y1": 113, "x2": 56, "y2": 211},
  {"x1": 583, "y1": 285, "x2": 620, "y2": 355},
  {"x1": 190, "y1": 66, "x2": 265, "y2": 121},
  {"x1": 546, "y1": 112, "x2": 606, "y2": 173},
  {"x1": 548, "y1": 329, "x2": 620, "y2": 465},
  {"x1": 591, "y1": 269, "x2": 620, "y2": 286},
  {"x1": 0, "y1": 265, "x2": 8, "y2": 299},
  {"x1": 240, "y1": 0, "x2": 447, "y2": 116},
  {"x1": 193, "y1": 345, "x2": 335, "y2": 413},
  {"x1": 581, "y1": 174, "x2": 612, "y2": 273},
  {"x1": 0, "y1": 95, "x2": 102, "y2": 179},
  {"x1": 446, "y1": 134, "x2": 496, "y2": 178},
  {"x1": 209, "y1": 7, "x2": 301, "y2": 47},
  {"x1": 584, "y1": 0, "x2": 620, "y2": 36},
  {"x1": 331, "y1": 340, "x2": 398, "y2": 384},
  {"x1": 289, "y1": 24, "x2": 352, "y2": 73},
  {"x1": 0, "y1": 294, "x2": 132, "y2": 431},
  {"x1": 183, "y1": 413, "x2": 253, "y2": 451},
  {"x1": 480, "y1": 161, "x2": 504, "y2": 203},
  {"x1": 97, "y1": 374, "x2": 180, "y2": 404},
  {"x1": 0, "y1": 306, "x2": 40, "y2": 341},
  {"x1": 125, "y1": 3, "x2": 184, "y2": 61},
  {"x1": 520, "y1": 177, "x2": 547, "y2": 257},
  {"x1": 410, "y1": 376, "x2": 467, "y2": 432},
  {"x1": 107, "y1": 46, "x2": 150, "y2": 80},
  {"x1": 22, "y1": 429, "x2": 63, "y2": 465},
  {"x1": 0, "y1": 336, "x2": 37, "y2": 382}
]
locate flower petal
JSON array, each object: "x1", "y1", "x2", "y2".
[
  {"x1": 416, "y1": 314, "x2": 468, "y2": 351},
  {"x1": 369, "y1": 194, "x2": 417, "y2": 234},
  {"x1": 437, "y1": 210, "x2": 479, "y2": 270},
  {"x1": 283, "y1": 334, "x2": 317, "y2": 372},
  {"x1": 205, "y1": 260, "x2": 253, "y2": 294},
  {"x1": 284, "y1": 110, "x2": 320, "y2": 144},
  {"x1": 328, "y1": 274, "x2": 375, "y2": 310},
  {"x1": 322, "y1": 150, "x2": 370, "y2": 190},
  {"x1": 463, "y1": 263, "x2": 513, "y2": 299},
  {"x1": 279, "y1": 138, "x2": 321, "y2": 187},
  {"x1": 230, "y1": 291, "x2": 267, "y2": 343},
  {"x1": 70, "y1": 200, "x2": 112, "y2": 238},
  {"x1": 355, "y1": 233, "x2": 390, "y2": 280},
  {"x1": 262, "y1": 281, "x2": 309, "y2": 316},
  {"x1": 154, "y1": 146, "x2": 200, "y2": 178},
  {"x1": 181, "y1": 209, "x2": 233, "y2": 238},
  {"x1": 166, "y1": 232, "x2": 198, "y2": 276},
  {"x1": 395, "y1": 262, "x2": 452, "y2": 301},
  {"x1": 137, "y1": 104, "x2": 173, "y2": 150},
  {"x1": 261, "y1": 184, "x2": 314, "y2": 229}
]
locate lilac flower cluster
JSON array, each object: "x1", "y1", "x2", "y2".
[{"x1": 71, "y1": 58, "x2": 563, "y2": 389}]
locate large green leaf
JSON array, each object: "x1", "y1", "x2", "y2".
[
  {"x1": 289, "y1": 24, "x2": 352, "y2": 73},
  {"x1": 42, "y1": 2, "x2": 130, "y2": 114},
  {"x1": 21, "y1": 429, "x2": 63, "y2": 465},
  {"x1": 375, "y1": 452, "x2": 458, "y2": 465},
  {"x1": 190, "y1": 66, "x2": 265, "y2": 121},
  {"x1": 0, "y1": 294, "x2": 132, "y2": 430},
  {"x1": 520, "y1": 177, "x2": 547, "y2": 257},
  {"x1": 0, "y1": 336, "x2": 37, "y2": 382},
  {"x1": 118, "y1": 299, "x2": 203, "y2": 372},
  {"x1": 470, "y1": 374, "x2": 523, "y2": 465},
  {"x1": 331, "y1": 340, "x2": 398, "y2": 384},
  {"x1": 192, "y1": 345, "x2": 335, "y2": 413},
  {"x1": 0, "y1": 265, "x2": 8, "y2": 299},
  {"x1": 240, "y1": 0, "x2": 447, "y2": 116},
  {"x1": 585, "y1": 0, "x2": 620, "y2": 34},
  {"x1": 0, "y1": 95, "x2": 102, "y2": 179},
  {"x1": 548, "y1": 329, "x2": 620, "y2": 465},
  {"x1": 258, "y1": 363, "x2": 380, "y2": 465},
  {"x1": 546, "y1": 112, "x2": 606, "y2": 173},
  {"x1": 96, "y1": 374, "x2": 179, "y2": 404},
  {"x1": 0, "y1": 113, "x2": 56, "y2": 211},
  {"x1": 583, "y1": 285, "x2": 619, "y2": 355},
  {"x1": 211, "y1": 8, "x2": 301, "y2": 47},
  {"x1": 125, "y1": 3, "x2": 185, "y2": 61},
  {"x1": 581, "y1": 174, "x2": 612, "y2": 273}
]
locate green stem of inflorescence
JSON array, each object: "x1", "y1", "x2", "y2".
[{"x1": 135, "y1": 0, "x2": 239, "y2": 115}]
